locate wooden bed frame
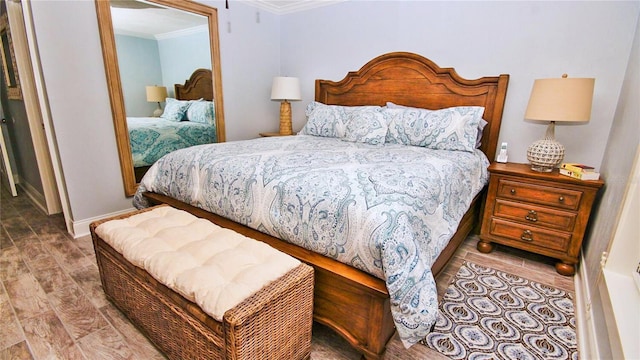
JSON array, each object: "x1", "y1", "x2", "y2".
[
  {"x1": 134, "y1": 69, "x2": 215, "y2": 182},
  {"x1": 143, "y1": 52, "x2": 509, "y2": 359},
  {"x1": 174, "y1": 68, "x2": 214, "y2": 101}
]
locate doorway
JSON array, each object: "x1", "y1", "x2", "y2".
[
  {"x1": 0, "y1": 99, "x2": 17, "y2": 197},
  {"x1": 0, "y1": 1, "x2": 70, "y2": 233}
]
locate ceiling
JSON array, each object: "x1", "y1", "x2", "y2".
[
  {"x1": 110, "y1": 0, "x2": 345, "y2": 38},
  {"x1": 110, "y1": 2, "x2": 208, "y2": 39},
  {"x1": 247, "y1": 0, "x2": 346, "y2": 14}
]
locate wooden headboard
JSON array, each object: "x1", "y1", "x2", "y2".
[
  {"x1": 316, "y1": 52, "x2": 509, "y2": 162},
  {"x1": 175, "y1": 68, "x2": 213, "y2": 101}
]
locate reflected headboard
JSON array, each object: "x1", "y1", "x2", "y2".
[
  {"x1": 315, "y1": 52, "x2": 510, "y2": 162},
  {"x1": 175, "y1": 68, "x2": 213, "y2": 101}
]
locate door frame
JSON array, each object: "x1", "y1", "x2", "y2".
[
  {"x1": 6, "y1": 1, "x2": 72, "y2": 231},
  {"x1": 0, "y1": 118, "x2": 17, "y2": 197}
]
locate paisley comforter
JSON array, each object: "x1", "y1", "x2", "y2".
[
  {"x1": 127, "y1": 117, "x2": 217, "y2": 167},
  {"x1": 133, "y1": 135, "x2": 489, "y2": 347}
]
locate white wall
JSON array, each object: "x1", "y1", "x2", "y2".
[
  {"x1": 30, "y1": 0, "x2": 130, "y2": 222},
  {"x1": 158, "y1": 29, "x2": 211, "y2": 98},
  {"x1": 29, "y1": 0, "x2": 280, "y2": 230},
  {"x1": 280, "y1": 1, "x2": 640, "y2": 167},
  {"x1": 27, "y1": 0, "x2": 639, "y2": 235},
  {"x1": 580, "y1": 13, "x2": 640, "y2": 358},
  {"x1": 586, "y1": 9, "x2": 640, "y2": 296},
  {"x1": 215, "y1": 1, "x2": 282, "y2": 140},
  {"x1": 115, "y1": 34, "x2": 163, "y2": 117}
]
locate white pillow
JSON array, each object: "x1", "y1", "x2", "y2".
[
  {"x1": 386, "y1": 102, "x2": 487, "y2": 149},
  {"x1": 161, "y1": 98, "x2": 191, "y2": 122},
  {"x1": 300, "y1": 101, "x2": 384, "y2": 143},
  {"x1": 383, "y1": 104, "x2": 485, "y2": 152},
  {"x1": 186, "y1": 100, "x2": 215, "y2": 124},
  {"x1": 343, "y1": 108, "x2": 387, "y2": 145}
]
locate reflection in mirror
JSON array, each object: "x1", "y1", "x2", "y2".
[
  {"x1": 0, "y1": 11, "x2": 21, "y2": 100},
  {"x1": 95, "y1": 0, "x2": 225, "y2": 196}
]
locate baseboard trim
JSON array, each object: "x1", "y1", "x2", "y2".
[
  {"x1": 574, "y1": 254, "x2": 599, "y2": 360},
  {"x1": 17, "y1": 179, "x2": 47, "y2": 214},
  {"x1": 71, "y1": 207, "x2": 136, "y2": 238}
]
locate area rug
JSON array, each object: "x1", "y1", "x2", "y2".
[{"x1": 423, "y1": 261, "x2": 578, "y2": 360}]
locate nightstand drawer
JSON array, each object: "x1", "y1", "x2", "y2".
[
  {"x1": 489, "y1": 218, "x2": 571, "y2": 252},
  {"x1": 496, "y1": 179, "x2": 582, "y2": 210},
  {"x1": 493, "y1": 199, "x2": 577, "y2": 232}
]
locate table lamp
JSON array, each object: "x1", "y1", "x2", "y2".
[
  {"x1": 524, "y1": 74, "x2": 595, "y2": 172},
  {"x1": 271, "y1": 77, "x2": 301, "y2": 135},
  {"x1": 146, "y1": 85, "x2": 168, "y2": 117}
]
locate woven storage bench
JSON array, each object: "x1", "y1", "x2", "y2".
[{"x1": 89, "y1": 205, "x2": 314, "y2": 360}]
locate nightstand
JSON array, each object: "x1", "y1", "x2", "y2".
[
  {"x1": 259, "y1": 132, "x2": 292, "y2": 137},
  {"x1": 478, "y1": 162, "x2": 604, "y2": 276}
]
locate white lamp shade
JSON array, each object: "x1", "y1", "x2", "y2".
[
  {"x1": 524, "y1": 76, "x2": 595, "y2": 122},
  {"x1": 271, "y1": 77, "x2": 301, "y2": 101},
  {"x1": 146, "y1": 86, "x2": 168, "y2": 103}
]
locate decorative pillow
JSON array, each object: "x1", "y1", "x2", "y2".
[
  {"x1": 300, "y1": 102, "x2": 382, "y2": 139},
  {"x1": 383, "y1": 105, "x2": 485, "y2": 152},
  {"x1": 476, "y1": 118, "x2": 488, "y2": 148},
  {"x1": 343, "y1": 109, "x2": 387, "y2": 145},
  {"x1": 161, "y1": 98, "x2": 191, "y2": 122},
  {"x1": 186, "y1": 100, "x2": 215, "y2": 124},
  {"x1": 299, "y1": 102, "x2": 345, "y2": 138},
  {"x1": 386, "y1": 102, "x2": 486, "y2": 149}
]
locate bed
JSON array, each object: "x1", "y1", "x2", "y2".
[
  {"x1": 133, "y1": 52, "x2": 509, "y2": 359},
  {"x1": 130, "y1": 69, "x2": 217, "y2": 181}
]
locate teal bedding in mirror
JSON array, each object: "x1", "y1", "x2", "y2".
[{"x1": 127, "y1": 117, "x2": 216, "y2": 167}]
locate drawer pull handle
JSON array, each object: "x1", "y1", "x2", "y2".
[
  {"x1": 510, "y1": 189, "x2": 516, "y2": 195},
  {"x1": 525, "y1": 210, "x2": 538, "y2": 222},
  {"x1": 558, "y1": 196, "x2": 565, "y2": 202},
  {"x1": 521, "y1": 230, "x2": 533, "y2": 242}
]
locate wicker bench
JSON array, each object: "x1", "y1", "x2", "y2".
[{"x1": 90, "y1": 205, "x2": 314, "y2": 360}]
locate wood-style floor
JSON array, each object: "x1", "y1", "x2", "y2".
[{"x1": 0, "y1": 189, "x2": 575, "y2": 359}]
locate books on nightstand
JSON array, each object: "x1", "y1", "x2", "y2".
[
  {"x1": 560, "y1": 163, "x2": 600, "y2": 180},
  {"x1": 561, "y1": 163, "x2": 596, "y2": 173}
]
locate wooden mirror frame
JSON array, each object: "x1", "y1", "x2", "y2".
[
  {"x1": 0, "y1": 11, "x2": 22, "y2": 100},
  {"x1": 95, "y1": 0, "x2": 225, "y2": 196}
]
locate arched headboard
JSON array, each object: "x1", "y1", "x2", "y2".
[
  {"x1": 175, "y1": 68, "x2": 214, "y2": 101},
  {"x1": 316, "y1": 52, "x2": 509, "y2": 161}
]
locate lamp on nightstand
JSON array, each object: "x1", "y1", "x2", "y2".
[
  {"x1": 271, "y1": 77, "x2": 301, "y2": 135},
  {"x1": 146, "y1": 85, "x2": 168, "y2": 117},
  {"x1": 524, "y1": 74, "x2": 595, "y2": 172}
]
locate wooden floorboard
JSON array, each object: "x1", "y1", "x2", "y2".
[{"x1": 0, "y1": 188, "x2": 575, "y2": 359}]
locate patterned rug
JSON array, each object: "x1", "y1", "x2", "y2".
[{"x1": 423, "y1": 261, "x2": 578, "y2": 360}]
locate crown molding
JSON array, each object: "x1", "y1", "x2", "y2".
[
  {"x1": 114, "y1": 24, "x2": 208, "y2": 40},
  {"x1": 155, "y1": 24, "x2": 208, "y2": 40}
]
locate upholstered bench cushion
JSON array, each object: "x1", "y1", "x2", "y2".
[{"x1": 94, "y1": 206, "x2": 301, "y2": 322}]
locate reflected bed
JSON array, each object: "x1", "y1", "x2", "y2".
[{"x1": 130, "y1": 69, "x2": 216, "y2": 181}]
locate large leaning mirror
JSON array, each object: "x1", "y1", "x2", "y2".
[{"x1": 95, "y1": 0, "x2": 225, "y2": 197}]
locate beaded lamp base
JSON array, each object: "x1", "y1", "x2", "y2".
[
  {"x1": 153, "y1": 102, "x2": 163, "y2": 117},
  {"x1": 527, "y1": 121, "x2": 564, "y2": 172}
]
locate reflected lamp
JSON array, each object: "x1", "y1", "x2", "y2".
[
  {"x1": 271, "y1": 77, "x2": 301, "y2": 135},
  {"x1": 146, "y1": 85, "x2": 168, "y2": 117},
  {"x1": 524, "y1": 74, "x2": 595, "y2": 172}
]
